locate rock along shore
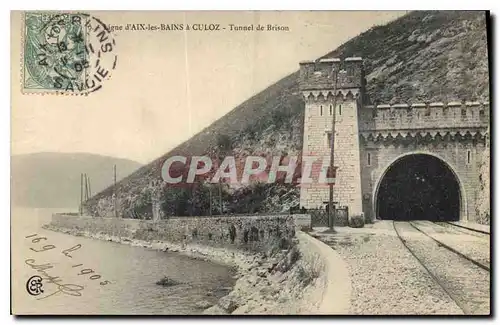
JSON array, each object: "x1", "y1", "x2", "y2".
[{"x1": 43, "y1": 222, "x2": 351, "y2": 315}]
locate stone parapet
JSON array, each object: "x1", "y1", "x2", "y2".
[
  {"x1": 360, "y1": 101, "x2": 490, "y2": 132},
  {"x1": 299, "y1": 57, "x2": 364, "y2": 91}
]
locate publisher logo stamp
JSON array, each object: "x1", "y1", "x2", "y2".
[{"x1": 26, "y1": 275, "x2": 44, "y2": 296}]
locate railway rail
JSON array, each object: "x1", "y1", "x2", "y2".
[
  {"x1": 409, "y1": 221, "x2": 490, "y2": 272},
  {"x1": 392, "y1": 221, "x2": 490, "y2": 315},
  {"x1": 442, "y1": 221, "x2": 490, "y2": 235}
]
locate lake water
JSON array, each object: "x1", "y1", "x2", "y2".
[{"x1": 11, "y1": 207, "x2": 236, "y2": 315}]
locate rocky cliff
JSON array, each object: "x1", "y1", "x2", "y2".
[
  {"x1": 477, "y1": 126, "x2": 490, "y2": 225},
  {"x1": 84, "y1": 11, "x2": 490, "y2": 219}
]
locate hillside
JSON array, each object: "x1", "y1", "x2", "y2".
[
  {"x1": 11, "y1": 152, "x2": 142, "y2": 208},
  {"x1": 84, "y1": 11, "x2": 490, "y2": 218}
]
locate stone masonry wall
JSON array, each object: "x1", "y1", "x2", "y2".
[
  {"x1": 299, "y1": 58, "x2": 489, "y2": 222},
  {"x1": 358, "y1": 102, "x2": 489, "y2": 223},
  {"x1": 360, "y1": 140, "x2": 487, "y2": 222},
  {"x1": 299, "y1": 95, "x2": 363, "y2": 216},
  {"x1": 300, "y1": 94, "x2": 338, "y2": 209},
  {"x1": 49, "y1": 213, "x2": 298, "y2": 252},
  {"x1": 299, "y1": 57, "x2": 365, "y2": 217},
  {"x1": 332, "y1": 99, "x2": 363, "y2": 216},
  {"x1": 359, "y1": 102, "x2": 489, "y2": 132}
]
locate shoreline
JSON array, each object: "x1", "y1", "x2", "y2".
[{"x1": 43, "y1": 222, "x2": 351, "y2": 315}]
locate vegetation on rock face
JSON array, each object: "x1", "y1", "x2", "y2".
[
  {"x1": 325, "y1": 11, "x2": 489, "y2": 104},
  {"x1": 348, "y1": 215, "x2": 366, "y2": 228},
  {"x1": 84, "y1": 11, "x2": 489, "y2": 218},
  {"x1": 476, "y1": 127, "x2": 490, "y2": 225}
]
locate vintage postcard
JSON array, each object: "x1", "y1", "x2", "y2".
[{"x1": 11, "y1": 10, "x2": 491, "y2": 315}]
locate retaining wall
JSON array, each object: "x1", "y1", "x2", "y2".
[
  {"x1": 49, "y1": 214, "x2": 301, "y2": 252},
  {"x1": 296, "y1": 231, "x2": 351, "y2": 314},
  {"x1": 48, "y1": 213, "x2": 350, "y2": 314}
]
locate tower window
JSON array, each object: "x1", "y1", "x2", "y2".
[
  {"x1": 461, "y1": 108, "x2": 467, "y2": 117},
  {"x1": 367, "y1": 153, "x2": 371, "y2": 166},
  {"x1": 329, "y1": 105, "x2": 333, "y2": 115},
  {"x1": 339, "y1": 105, "x2": 342, "y2": 116},
  {"x1": 467, "y1": 150, "x2": 471, "y2": 164},
  {"x1": 320, "y1": 105, "x2": 323, "y2": 116}
]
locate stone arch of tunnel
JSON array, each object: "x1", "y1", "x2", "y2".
[{"x1": 374, "y1": 153, "x2": 463, "y2": 221}]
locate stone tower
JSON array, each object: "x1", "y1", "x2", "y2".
[{"x1": 299, "y1": 57, "x2": 364, "y2": 218}]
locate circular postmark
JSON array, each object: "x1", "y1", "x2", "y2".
[{"x1": 23, "y1": 12, "x2": 117, "y2": 94}]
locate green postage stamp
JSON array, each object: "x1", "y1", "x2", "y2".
[{"x1": 22, "y1": 11, "x2": 117, "y2": 95}]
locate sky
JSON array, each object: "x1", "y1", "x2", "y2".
[{"x1": 11, "y1": 11, "x2": 406, "y2": 164}]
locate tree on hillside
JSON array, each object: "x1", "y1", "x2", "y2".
[
  {"x1": 214, "y1": 133, "x2": 233, "y2": 214},
  {"x1": 160, "y1": 185, "x2": 191, "y2": 216}
]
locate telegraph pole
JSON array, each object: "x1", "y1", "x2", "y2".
[
  {"x1": 84, "y1": 173, "x2": 89, "y2": 201},
  {"x1": 114, "y1": 164, "x2": 118, "y2": 218},
  {"x1": 328, "y1": 68, "x2": 340, "y2": 231},
  {"x1": 219, "y1": 183, "x2": 222, "y2": 215},
  {"x1": 80, "y1": 173, "x2": 84, "y2": 215},
  {"x1": 215, "y1": 154, "x2": 223, "y2": 215},
  {"x1": 87, "y1": 175, "x2": 92, "y2": 199},
  {"x1": 209, "y1": 186, "x2": 212, "y2": 216}
]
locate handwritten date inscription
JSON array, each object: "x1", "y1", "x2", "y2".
[{"x1": 24, "y1": 233, "x2": 111, "y2": 300}]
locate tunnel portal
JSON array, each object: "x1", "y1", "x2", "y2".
[{"x1": 376, "y1": 154, "x2": 461, "y2": 221}]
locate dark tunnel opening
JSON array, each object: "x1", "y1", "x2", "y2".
[{"x1": 376, "y1": 154, "x2": 461, "y2": 221}]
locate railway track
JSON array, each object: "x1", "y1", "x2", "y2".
[
  {"x1": 432, "y1": 222, "x2": 488, "y2": 239},
  {"x1": 409, "y1": 221, "x2": 490, "y2": 272},
  {"x1": 442, "y1": 222, "x2": 490, "y2": 236},
  {"x1": 392, "y1": 221, "x2": 490, "y2": 315},
  {"x1": 432, "y1": 221, "x2": 490, "y2": 240}
]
